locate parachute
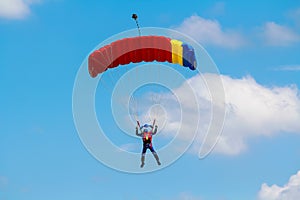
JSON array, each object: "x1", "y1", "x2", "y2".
[{"x1": 88, "y1": 36, "x2": 197, "y2": 78}]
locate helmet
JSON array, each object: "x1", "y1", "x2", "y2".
[
  {"x1": 143, "y1": 129, "x2": 149, "y2": 133},
  {"x1": 143, "y1": 124, "x2": 153, "y2": 129}
]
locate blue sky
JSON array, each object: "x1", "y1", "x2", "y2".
[{"x1": 1, "y1": 1, "x2": 300, "y2": 200}]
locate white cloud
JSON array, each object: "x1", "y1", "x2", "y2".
[
  {"x1": 258, "y1": 171, "x2": 300, "y2": 200},
  {"x1": 0, "y1": 0, "x2": 40, "y2": 19},
  {"x1": 262, "y1": 22, "x2": 300, "y2": 46},
  {"x1": 214, "y1": 75, "x2": 300, "y2": 154},
  {"x1": 275, "y1": 65, "x2": 300, "y2": 71},
  {"x1": 175, "y1": 15, "x2": 246, "y2": 48},
  {"x1": 150, "y1": 73, "x2": 300, "y2": 155}
]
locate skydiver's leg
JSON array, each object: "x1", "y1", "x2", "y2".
[
  {"x1": 149, "y1": 144, "x2": 161, "y2": 165},
  {"x1": 152, "y1": 152, "x2": 161, "y2": 165},
  {"x1": 140, "y1": 144, "x2": 147, "y2": 168},
  {"x1": 141, "y1": 154, "x2": 145, "y2": 168}
]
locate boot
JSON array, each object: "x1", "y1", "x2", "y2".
[
  {"x1": 140, "y1": 155, "x2": 145, "y2": 168},
  {"x1": 153, "y1": 152, "x2": 161, "y2": 165}
]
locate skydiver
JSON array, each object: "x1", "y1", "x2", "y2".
[{"x1": 136, "y1": 122, "x2": 161, "y2": 168}]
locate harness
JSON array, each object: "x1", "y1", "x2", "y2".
[{"x1": 143, "y1": 131, "x2": 152, "y2": 143}]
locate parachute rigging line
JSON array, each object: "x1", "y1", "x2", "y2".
[{"x1": 132, "y1": 13, "x2": 141, "y2": 36}]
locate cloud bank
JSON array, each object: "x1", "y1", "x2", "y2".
[
  {"x1": 258, "y1": 171, "x2": 300, "y2": 200},
  {"x1": 0, "y1": 0, "x2": 40, "y2": 19},
  {"x1": 175, "y1": 15, "x2": 246, "y2": 48},
  {"x1": 174, "y1": 13, "x2": 300, "y2": 48},
  {"x1": 261, "y1": 22, "x2": 300, "y2": 46},
  {"x1": 151, "y1": 74, "x2": 300, "y2": 155}
]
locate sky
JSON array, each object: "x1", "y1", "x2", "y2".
[{"x1": 1, "y1": 0, "x2": 300, "y2": 200}]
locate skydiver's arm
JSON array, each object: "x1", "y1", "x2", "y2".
[
  {"x1": 150, "y1": 119, "x2": 157, "y2": 134},
  {"x1": 136, "y1": 127, "x2": 142, "y2": 136},
  {"x1": 152, "y1": 125, "x2": 158, "y2": 135}
]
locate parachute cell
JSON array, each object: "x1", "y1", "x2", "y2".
[{"x1": 88, "y1": 36, "x2": 196, "y2": 78}]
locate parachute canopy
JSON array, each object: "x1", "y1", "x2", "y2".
[{"x1": 88, "y1": 36, "x2": 197, "y2": 78}]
